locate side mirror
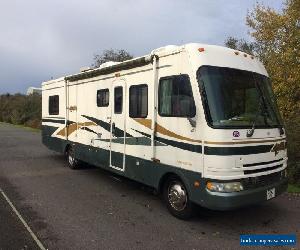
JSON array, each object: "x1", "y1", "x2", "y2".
[{"x1": 188, "y1": 117, "x2": 196, "y2": 128}]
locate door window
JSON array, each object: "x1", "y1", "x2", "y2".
[{"x1": 114, "y1": 87, "x2": 123, "y2": 114}]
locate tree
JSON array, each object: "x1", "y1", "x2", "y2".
[
  {"x1": 246, "y1": 0, "x2": 300, "y2": 120},
  {"x1": 234, "y1": 0, "x2": 300, "y2": 184},
  {"x1": 224, "y1": 0, "x2": 300, "y2": 184},
  {"x1": 224, "y1": 36, "x2": 255, "y2": 54},
  {"x1": 92, "y1": 49, "x2": 133, "y2": 68}
]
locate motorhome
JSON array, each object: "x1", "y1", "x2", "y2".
[{"x1": 42, "y1": 43, "x2": 288, "y2": 219}]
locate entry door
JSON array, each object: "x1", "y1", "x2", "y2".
[
  {"x1": 110, "y1": 80, "x2": 126, "y2": 171},
  {"x1": 67, "y1": 84, "x2": 77, "y2": 141}
]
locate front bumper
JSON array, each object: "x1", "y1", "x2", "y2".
[{"x1": 191, "y1": 177, "x2": 288, "y2": 211}]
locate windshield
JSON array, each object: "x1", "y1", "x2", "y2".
[{"x1": 197, "y1": 66, "x2": 283, "y2": 128}]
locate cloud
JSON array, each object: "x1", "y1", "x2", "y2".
[{"x1": 0, "y1": 0, "x2": 283, "y2": 93}]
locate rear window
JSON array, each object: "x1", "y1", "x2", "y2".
[{"x1": 49, "y1": 95, "x2": 59, "y2": 115}]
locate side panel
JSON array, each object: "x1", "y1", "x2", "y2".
[
  {"x1": 69, "y1": 140, "x2": 202, "y2": 195},
  {"x1": 154, "y1": 52, "x2": 203, "y2": 174},
  {"x1": 42, "y1": 52, "x2": 205, "y2": 192},
  {"x1": 75, "y1": 78, "x2": 112, "y2": 166},
  {"x1": 42, "y1": 78, "x2": 67, "y2": 153}
]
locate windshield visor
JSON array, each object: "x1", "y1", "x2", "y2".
[{"x1": 197, "y1": 66, "x2": 283, "y2": 128}]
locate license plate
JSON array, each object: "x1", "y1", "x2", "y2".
[{"x1": 267, "y1": 188, "x2": 275, "y2": 200}]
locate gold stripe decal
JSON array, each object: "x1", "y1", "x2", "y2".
[
  {"x1": 56, "y1": 122, "x2": 96, "y2": 137},
  {"x1": 204, "y1": 138, "x2": 286, "y2": 145},
  {"x1": 133, "y1": 119, "x2": 286, "y2": 146},
  {"x1": 134, "y1": 119, "x2": 202, "y2": 143},
  {"x1": 271, "y1": 141, "x2": 287, "y2": 155}
]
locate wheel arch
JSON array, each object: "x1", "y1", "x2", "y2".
[
  {"x1": 64, "y1": 143, "x2": 72, "y2": 155},
  {"x1": 158, "y1": 171, "x2": 191, "y2": 195}
]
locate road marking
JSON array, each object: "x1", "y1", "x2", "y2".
[{"x1": 0, "y1": 188, "x2": 46, "y2": 250}]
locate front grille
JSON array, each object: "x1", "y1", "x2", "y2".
[
  {"x1": 242, "y1": 171, "x2": 283, "y2": 189},
  {"x1": 244, "y1": 164, "x2": 283, "y2": 175},
  {"x1": 243, "y1": 158, "x2": 284, "y2": 175},
  {"x1": 244, "y1": 158, "x2": 283, "y2": 167}
]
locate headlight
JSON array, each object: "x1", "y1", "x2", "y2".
[{"x1": 206, "y1": 181, "x2": 243, "y2": 193}]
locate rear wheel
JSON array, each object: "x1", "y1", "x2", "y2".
[
  {"x1": 163, "y1": 176, "x2": 194, "y2": 220},
  {"x1": 66, "y1": 146, "x2": 80, "y2": 169}
]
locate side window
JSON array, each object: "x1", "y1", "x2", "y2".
[
  {"x1": 129, "y1": 84, "x2": 148, "y2": 118},
  {"x1": 49, "y1": 95, "x2": 59, "y2": 115},
  {"x1": 158, "y1": 75, "x2": 196, "y2": 117},
  {"x1": 114, "y1": 86, "x2": 123, "y2": 114},
  {"x1": 97, "y1": 89, "x2": 109, "y2": 107}
]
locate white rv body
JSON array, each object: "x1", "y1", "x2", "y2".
[{"x1": 42, "y1": 43, "x2": 288, "y2": 214}]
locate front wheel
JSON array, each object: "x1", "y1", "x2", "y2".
[
  {"x1": 163, "y1": 176, "x2": 194, "y2": 220},
  {"x1": 66, "y1": 146, "x2": 80, "y2": 169}
]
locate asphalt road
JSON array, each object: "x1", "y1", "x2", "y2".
[{"x1": 0, "y1": 123, "x2": 299, "y2": 250}]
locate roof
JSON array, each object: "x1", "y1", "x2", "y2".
[{"x1": 42, "y1": 43, "x2": 259, "y2": 85}]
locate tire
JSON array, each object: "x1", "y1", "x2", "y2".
[
  {"x1": 163, "y1": 176, "x2": 194, "y2": 220},
  {"x1": 66, "y1": 146, "x2": 80, "y2": 169}
]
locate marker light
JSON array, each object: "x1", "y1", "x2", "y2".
[
  {"x1": 198, "y1": 48, "x2": 205, "y2": 52},
  {"x1": 194, "y1": 181, "x2": 200, "y2": 187}
]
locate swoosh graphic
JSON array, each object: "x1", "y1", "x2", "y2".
[{"x1": 134, "y1": 118, "x2": 202, "y2": 143}]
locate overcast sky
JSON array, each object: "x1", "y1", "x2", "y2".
[{"x1": 0, "y1": 0, "x2": 283, "y2": 94}]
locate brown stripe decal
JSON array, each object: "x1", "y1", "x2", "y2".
[
  {"x1": 133, "y1": 119, "x2": 286, "y2": 147},
  {"x1": 134, "y1": 119, "x2": 202, "y2": 143},
  {"x1": 56, "y1": 122, "x2": 96, "y2": 137},
  {"x1": 204, "y1": 138, "x2": 286, "y2": 145},
  {"x1": 134, "y1": 119, "x2": 152, "y2": 129}
]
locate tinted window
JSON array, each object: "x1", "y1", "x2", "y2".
[
  {"x1": 197, "y1": 66, "x2": 282, "y2": 128},
  {"x1": 49, "y1": 95, "x2": 59, "y2": 115},
  {"x1": 97, "y1": 89, "x2": 109, "y2": 107},
  {"x1": 114, "y1": 86, "x2": 123, "y2": 114},
  {"x1": 158, "y1": 75, "x2": 196, "y2": 117},
  {"x1": 129, "y1": 85, "x2": 148, "y2": 118}
]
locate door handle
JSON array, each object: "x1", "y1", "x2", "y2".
[{"x1": 112, "y1": 122, "x2": 116, "y2": 136}]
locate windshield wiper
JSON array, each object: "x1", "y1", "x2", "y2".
[{"x1": 246, "y1": 96, "x2": 264, "y2": 137}]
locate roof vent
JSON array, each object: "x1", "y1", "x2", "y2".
[
  {"x1": 99, "y1": 61, "x2": 120, "y2": 69},
  {"x1": 80, "y1": 66, "x2": 92, "y2": 72},
  {"x1": 151, "y1": 45, "x2": 178, "y2": 54}
]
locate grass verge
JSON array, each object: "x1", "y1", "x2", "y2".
[
  {"x1": 288, "y1": 184, "x2": 300, "y2": 193},
  {"x1": 0, "y1": 122, "x2": 40, "y2": 133}
]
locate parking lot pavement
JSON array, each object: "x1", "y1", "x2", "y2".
[
  {"x1": 0, "y1": 191, "x2": 39, "y2": 250},
  {"x1": 0, "y1": 123, "x2": 299, "y2": 250}
]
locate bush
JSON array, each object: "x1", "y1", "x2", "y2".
[
  {"x1": 0, "y1": 93, "x2": 41, "y2": 129},
  {"x1": 285, "y1": 115, "x2": 300, "y2": 185}
]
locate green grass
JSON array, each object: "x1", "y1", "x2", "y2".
[
  {"x1": 0, "y1": 122, "x2": 40, "y2": 132},
  {"x1": 288, "y1": 184, "x2": 300, "y2": 193}
]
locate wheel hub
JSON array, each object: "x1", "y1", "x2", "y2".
[
  {"x1": 168, "y1": 182, "x2": 187, "y2": 211},
  {"x1": 68, "y1": 152, "x2": 74, "y2": 165}
]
